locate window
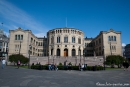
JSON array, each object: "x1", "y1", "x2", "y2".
[
  {"x1": 15, "y1": 35, "x2": 17, "y2": 40},
  {"x1": 87, "y1": 43, "x2": 89, "y2": 47},
  {"x1": 114, "y1": 36, "x2": 116, "y2": 41},
  {"x1": 64, "y1": 36, "x2": 68, "y2": 43},
  {"x1": 0, "y1": 42, "x2": 2, "y2": 46},
  {"x1": 18, "y1": 35, "x2": 20, "y2": 40},
  {"x1": 21, "y1": 35, "x2": 23, "y2": 40},
  {"x1": 72, "y1": 37, "x2": 75, "y2": 43},
  {"x1": 111, "y1": 36, "x2": 113, "y2": 41},
  {"x1": 57, "y1": 37, "x2": 60, "y2": 43},
  {"x1": 78, "y1": 38, "x2": 81, "y2": 44},
  {"x1": 108, "y1": 36, "x2": 111, "y2": 41}
]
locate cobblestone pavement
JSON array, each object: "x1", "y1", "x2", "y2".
[{"x1": 0, "y1": 65, "x2": 130, "y2": 87}]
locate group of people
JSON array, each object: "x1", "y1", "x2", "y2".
[
  {"x1": 123, "y1": 61, "x2": 129, "y2": 71},
  {"x1": 1, "y1": 59, "x2": 20, "y2": 69},
  {"x1": 79, "y1": 63, "x2": 87, "y2": 71},
  {"x1": 48, "y1": 64, "x2": 58, "y2": 71}
]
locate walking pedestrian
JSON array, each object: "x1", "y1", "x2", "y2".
[
  {"x1": 17, "y1": 60, "x2": 21, "y2": 69},
  {"x1": 123, "y1": 61, "x2": 126, "y2": 71},
  {"x1": 1, "y1": 58, "x2": 6, "y2": 69},
  {"x1": 81, "y1": 64, "x2": 84, "y2": 71},
  {"x1": 125, "y1": 61, "x2": 129, "y2": 71},
  {"x1": 55, "y1": 63, "x2": 58, "y2": 71}
]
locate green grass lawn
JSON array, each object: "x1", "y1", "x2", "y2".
[
  {"x1": 19, "y1": 66, "x2": 28, "y2": 69},
  {"x1": 106, "y1": 67, "x2": 123, "y2": 70},
  {"x1": 12, "y1": 65, "x2": 29, "y2": 69}
]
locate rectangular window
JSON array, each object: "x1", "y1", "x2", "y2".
[
  {"x1": 114, "y1": 36, "x2": 116, "y2": 41},
  {"x1": 15, "y1": 35, "x2": 17, "y2": 40},
  {"x1": 72, "y1": 37, "x2": 75, "y2": 43},
  {"x1": 64, "y1": 37, "x2": 68, "y2": 43},
  {"x1": 18, "y1": 35, "x2": 20, "y2": 40},
  {"x1": 21, "y1": 35, "x2": 23, "y2": 40},
  {"x1": 108, "y1": 36, "x2": 111, "y2": 41},
  {"x1": 57, "y1": 37, "x2": 60, "y2": 43}
]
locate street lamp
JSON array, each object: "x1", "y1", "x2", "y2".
[
  {"x1": 28, "y1": 45, "x2": 32, "y2": 69},
  {"x1": 19, "y1": 41, "x2": 22, "y2": 55},
  {"x1": 103, "y1": 46, "x2": 105, "y2": 70},
  {"x1": 83, "y1": 52, "x2": 85, "y2": 64}
]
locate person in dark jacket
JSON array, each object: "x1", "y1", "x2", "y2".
[
  {"x1": 125, "y1": 61, "x2": 129, "y2": 71},
  {"x1": 123, "y1": 61, "x2": 126, "y2": 71},
  {"x1": 17, "y1": 60, "x2": 21, "y2": 69}
]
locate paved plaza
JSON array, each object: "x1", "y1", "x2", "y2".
[{"x1": 0, "y1": 65, "x2": 130, "y2": 87}]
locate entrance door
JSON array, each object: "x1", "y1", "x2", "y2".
[
  {"x1": 64, "y1": 49, "x2": 68, "y2": 57},
  {"x1": 72, "y1": 49, "x2": 76, "y2": 56}
]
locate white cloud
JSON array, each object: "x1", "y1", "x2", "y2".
[
  {"x1": 0, "y1": 0, "x2": 49, "y2": 34},
  {"x1": 4, "y1": 31, "x2": 9, "y2": 37},
  {"x1": 122, "y1": 43, "x2": 126, "y2": 46},
  {"x1": 34, "y1": 33, "x2": 46, "y2": 37}
]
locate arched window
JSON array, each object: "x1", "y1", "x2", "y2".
[
  {"x1": 114, "y1": 36, "x2": 116, "y2": 41},
  {"x1": 18, "y1": 35, "x2": 20, "y2": 40},
  {"x1": 108, "y1": 36, "x2": 111, "y2": 41},
  {"x1": 111, "y1": 36, "x2": 113, "y2": 41},
  {"x1": 72, "y1": 37, "x2": 75, "y2": 43},
  {"x1": 15, "y1": 35, "x2": 17, "y2": 40},
  {"x1": 72, "y1": 49, "x2": 76, "y2": 56},
  {"x1": 57, "y1": 36, "x2": 60, "y2": 43},
  {"x1": 64, "y1": 36, "x2": 68, "y2": 43}
]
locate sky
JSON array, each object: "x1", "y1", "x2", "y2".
[{"x1": 0, "y1": 0, "x2": 130, "y2": 46}]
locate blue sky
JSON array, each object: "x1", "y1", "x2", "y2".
[{"x1": 0, "y1": 0, "x2": 130, "y2": 46}]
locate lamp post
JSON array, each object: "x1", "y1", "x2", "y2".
[
  {"x1": 28, "y1": 45, "x2": 32, "y2": 69},
  {"x1": 103, "y1": 46, "x2": 105, "y2": 70},
  {"x1": 83, "y1": 52, "x2": 85, "y2": 64},
  {"x1": 19, "y1": 41, "x2": 22, "y2": 55}
]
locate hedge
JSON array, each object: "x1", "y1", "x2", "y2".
[{"x1": 31, "y1": 64, "x2": 104, "y2": 71}]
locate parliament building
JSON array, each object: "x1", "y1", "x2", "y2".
[{"x1": 8, "y1": 27, "x2": 122, "y2": 58}]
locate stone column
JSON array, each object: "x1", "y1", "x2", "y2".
[
  {"x1": 68, "y1": 47, "x2": 71, "y2": 57},
  {"x1": 54, "y1": 47, "x2": 56, "y2": 56},
  {"x1": 60, "y1": 47, "x2": 63, "y2": 57},
  {"x1": 76, "y1": 47, "x2": 78, "y2": 56}
]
